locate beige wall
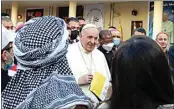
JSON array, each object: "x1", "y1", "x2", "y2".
[
  {"x1": 104, "y1": 3, "x2": 112, "y2": 29},
  {"x1": 84, "y1": 2, "x2": 149, "y2": 41},
  {"x1": 2, "y1": 6, "x2": 55, "y2": 23},
  {"x1": 82, "y1": 3, "x2": 112, "y2": 30},
  {"x1": 2, "y1": 1, "x2": 148, "y2": 41},
  {"x1": 17, "y1": 6, "x2": 50, "y2": 22},
  {"x1": 111, "y1": 2, "x2": 149, "y2": 40}
]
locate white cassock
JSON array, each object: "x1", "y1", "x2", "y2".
[{"x1": 66, "y1": 41, "x2": 111, "y2": 103}]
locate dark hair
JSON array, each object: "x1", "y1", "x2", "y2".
[
  {"x1": 108, "y1": 26, "x2": 116, "y2": 29},
  {"x1": 133, "y1": 28, "x2": 146, "y2": 35},
  {"x1": 1, "y1": 13, "x2": 9, "y2": 17},
  {"x1": 77, "y1": 17, "x2": 85, "y2": 21},
  {"x1": 99, "y1": 30, "x2": 112, "y2": 39},
  {"x1": 111, "y1": 36, "x2": 174, "y2": 109},
  {"x1": 66, "y1": 17, "x2": 79, "y2": 24}
]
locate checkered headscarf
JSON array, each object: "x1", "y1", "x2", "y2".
[{"x1": 2, "y1": 16, "x2": 92, "y2": 109}]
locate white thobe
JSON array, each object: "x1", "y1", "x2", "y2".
[{"x1": 66, "y1": 42, "x2": 111, "y2": 103}]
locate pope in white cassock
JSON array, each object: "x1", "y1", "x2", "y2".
[{"x1": 66, "y1": 24, "x2": 112, "y2": 104}]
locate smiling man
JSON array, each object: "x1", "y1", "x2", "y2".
[
  {"x1": 156, "y1": 32, "x2": 169, "y2": 53},
  {"x1": 66, "y1": 24, "x2": 111, "y2": 104}
]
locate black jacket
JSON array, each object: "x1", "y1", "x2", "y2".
[
  {"x1": 98, "y1": 46, "x2": 117, "y2": 72},
  {"x1": 1, "y1": 68, "x2": 11, "y2": 92},
  {"x1": 168, "y1": 45, "x2": 174, "y2": 69}
]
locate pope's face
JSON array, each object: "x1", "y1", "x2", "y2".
[{"x1": 80, "y1": 28, "x2": 99, "y2": 52}]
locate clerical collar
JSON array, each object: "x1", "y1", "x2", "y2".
[{"x1": 78, "y1": 42, "x2": 90, "y2": 54}]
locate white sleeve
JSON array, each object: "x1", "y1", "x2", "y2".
[
  {"x1": 104, "y1": 56, "x2": 112, "y2": 81},
  {"x1": 100, "y1": 52, "x2": 112, "y2": 82},
  {"x1": 66, "y1": 46, "x2": 81, "y2": 84}
]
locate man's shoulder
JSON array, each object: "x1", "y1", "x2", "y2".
[
  {"x1": 97, "y1": 46, "x2": 106, "y2": 53},
  {"x1": 97, "y1": 46, "x2": 102, "y2": 50},
  {"x1": 68, "y1": 43, "x2": 78, "y2": 51},
  {"x1": 67, "y1": 43, "x2": 79, "y2": 59},
  {"x1": 164, "y1": 21, "x2": 173, "y2": 25},
  {"x1": 93, "y1": 48, "x2": 105, "y2": 58},
  {"x1": 169, "y1": 45, "x2": 174, "y2": 51}
]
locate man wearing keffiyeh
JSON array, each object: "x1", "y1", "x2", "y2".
[{"x1": 2, "y1": 16, "x2": 93, "y2": 109}]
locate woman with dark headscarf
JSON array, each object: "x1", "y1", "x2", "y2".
[
  {"x1": 2, "y1": 16, "x2": 92, "y2": 109},
  {"x1": 110, "y1": 36, "x2": 174, "y2": 109}
]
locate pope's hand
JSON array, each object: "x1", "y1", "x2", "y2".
[{"x1": 78, "y1": 73, "x2": 93, "y2": 85}]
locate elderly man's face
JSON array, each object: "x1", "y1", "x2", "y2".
[
  {"x1": 2, "y1": 21, "x2": 14, "y2": 30},
  {"x1": 80, "y1": 28, "x2": 99, "y2": 52},
  {"x1": 156, "y1": 33, "x2": 168, "y2": 52}
]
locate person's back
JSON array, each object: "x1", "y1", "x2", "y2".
[
  {"x1": 110, "y1": 36, "x2": 174, "y2": 109},
  {"x1": 2, "y1": 16, "x2": 92, "y2": 109}
]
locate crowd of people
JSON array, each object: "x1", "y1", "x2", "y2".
[{"x1": 1, "y1": 14, "x2": 174, "y2": 109}]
